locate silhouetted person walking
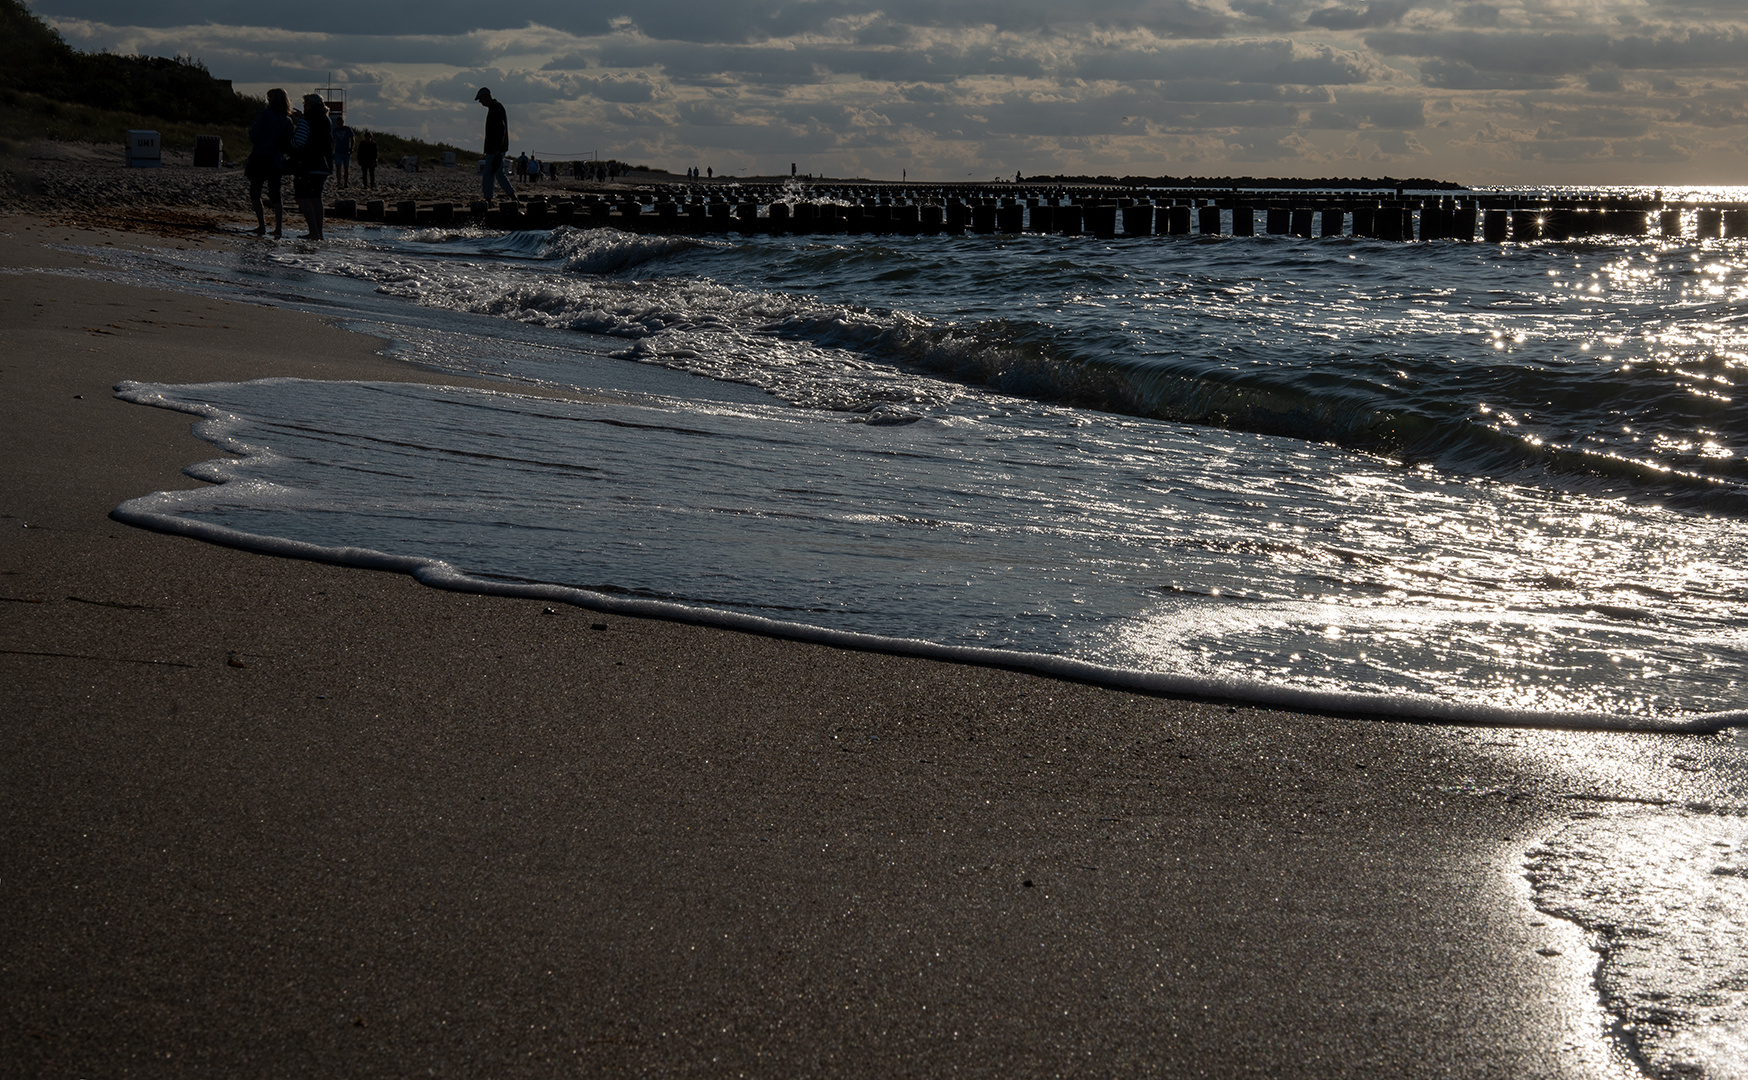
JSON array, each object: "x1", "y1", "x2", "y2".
[{"x1": 476, "y1": 87, "x2": 515, "y2": 202}]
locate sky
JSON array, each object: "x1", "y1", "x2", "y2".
[{"x1": 26, "y1": 0, "x2": 1748, "y2": 185}]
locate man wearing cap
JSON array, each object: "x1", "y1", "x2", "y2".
[{"x1": 475, "y1": 87, "x2": 516, "y2": 202}]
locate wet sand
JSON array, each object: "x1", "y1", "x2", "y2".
[{"x1": 0, "y1": 209, "x2": 1730, "y2": 1077}]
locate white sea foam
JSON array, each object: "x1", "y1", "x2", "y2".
[
  {"x1": 1529, "y1": 805, "x2": 1748, "y2": 1079},
  {"x1": 106, "y1": 480, "x2": 1747, "y2": 734},
  {"x1": 543, "y1": 227, "x2": 723, "y2": 274},
  {"x1": 111, "y1": 377, "x2": 1748, "y2": 731}
]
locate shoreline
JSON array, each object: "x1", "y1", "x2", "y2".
[
  {"x1": 105, "y1": 435, "x2": 1746, "y2": 736},
  {"x1": 1, "y1": 209, "x2": 1735, "y2": 1076}
]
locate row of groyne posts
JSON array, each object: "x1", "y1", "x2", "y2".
[{"x1": 327, "y1": 185, "x2": 1748, "y2": 241}]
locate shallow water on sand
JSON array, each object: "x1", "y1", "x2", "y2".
[{"x1": 1529, "y1": 794, "x2": 1748, "y2": 1080}]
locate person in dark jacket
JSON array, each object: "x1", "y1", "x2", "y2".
[
  {"x1": 290, "y1": 93, "x2": 334, "y2": 240},
  {"x1": 245, "y1": 87, "x2": 292, "y2": 237},
  {"x1": 475, "y1": 87, "x2": 516, "y2": 202},
  {"x1": 356, "y1": 131, "x2": 378, "y2": 190}
]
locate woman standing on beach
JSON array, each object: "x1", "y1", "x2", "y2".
[
  {"x1": 290, "y1": 93, "x2": 334, "y2": 241},
  {"x1": 245, "y1": 88, "x2": 292, "y2": 237}
]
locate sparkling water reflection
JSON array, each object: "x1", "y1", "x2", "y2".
[{"x1": 115, "y1": 373, "x2": 1748, "y2": 723}]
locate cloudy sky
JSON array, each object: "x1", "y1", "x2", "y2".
[{"x1": 27, "y1": 0, "x2": 1748, "y2": 184}]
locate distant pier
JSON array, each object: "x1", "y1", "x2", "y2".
[{"x1": 327, "y1": 183, "x2": 1748, "y2": 241}]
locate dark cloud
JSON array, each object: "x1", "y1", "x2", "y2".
[
  {"x1": 1305, "y1": 2, "x2": 1415, "y2": 32},
  {"x1": 675, "y1": 99, "x2": 744, "y2": 126},
  {"x1": 573, "y1": 73, "x2": 663, "y2": 102},
  {"x1": 1608, "y1": 27, "x2": 1748, "y2": 70},
  {"x1": 1226, "y1": 1, "x2": 1314, "y2": 32},
  {"x1": 1518, "y1": 137, "x2": 1607, "y2": 162},
  {"x1": 1373, "y1": 27, "x2": 1748, "y2": 77},
  {"x1": 1666, "y1": 98, "x2": 1748, "y2": 127},
  {"x1": 1367, "y1": 31, "x2": 1605, "y2": 76},
  {"x1": 1454, "y1": 4, "x2": 1499, "y2": 29},
  {"x1": 1105, "y1": 97, "x2": 1306, "y2": 132},
  {"x1": 594, "y1": 38, "x2": 1058, "y2": 85},
  {"x1": 1072, "y1": 39, "x2": 1375, "y2": 86},
  {"x1": 1148, "y1": 80, "x2": 1330, "y2": 104},
  {"x1": 1418, "y1": 61, "x2": 1562, "y2": 91},
  {"x1": 421, "y1": 68, "x2": 604, "y2": 109},
  {"x1": 898, "y1": 83, "x2": 953, "y2": 105},
  {"x1": 1642, "y1": 0, "x2": 1748, "y2": 16},
  {"x1": 594, "y1": 40, "x2": 833, "y2": 85},
  {"x1": 1608, "y1": 132, "x2": 1691, "y2": 163},
  {"x1": 1225, "y1": 132, "x2": 1301, "y2": 162},
  {"x1": 1367, "y1": 129, "x2": 1423, "y2": 154},
  {"x1": 1533, "y1": 109, "x2": 1652, "y2": 140},
  {"x1": 970, "y1": 95, "x2": 1137, "y2": 138},
  {"x1": 1303, "y1": 93, "x2": 1423, "y2": 130}
]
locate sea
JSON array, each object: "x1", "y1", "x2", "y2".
[{"x1": 33, "y1": 183, "x2": 1748, "y2": 1076}]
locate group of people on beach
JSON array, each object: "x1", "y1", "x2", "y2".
[
  {"x1": 246, "y1": 88, "x2": 379, "y2": 240},
  {"x1": 247, "y1": 85, "x2": 525, "y2": 238}
]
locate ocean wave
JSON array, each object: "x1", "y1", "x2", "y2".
[
  {"x1": 249, "y1": 224, "x2": 1748, "y2": 504},
  {"x1": 543, "y1": 227, "x2": 723, "y2": 274},
  {"x1": 376, "y1": 263, "x2": 1740, "y2": 503}
]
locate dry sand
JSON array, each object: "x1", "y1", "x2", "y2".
[{"x1": 0, "y1": 188, "x2": 1735, "y2": 1077}]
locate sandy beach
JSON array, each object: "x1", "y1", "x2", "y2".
[
  {"x1": 1, "y1": 160, "x2": 1741, "y2": 1076},
  {"x1": 2, "y1": 138, "x2": 501, "y2": 215}
]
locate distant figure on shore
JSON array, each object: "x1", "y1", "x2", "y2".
[
  {"x1": 528, "y1": 154, "x2": 541, "y2": 184},
  {"x1": 356, "y1": 131, "x2": 377, "y2": 190},
  {"x1": 245, "y1": 87, "x2": 292, "y2": 237},
  {"x1": 515, "y1": 151, "x2": 529, "y2": 182},
  {"x1": 475, "y1": 87, "x2": 515, "y2": 202},
  {"x1": 332, "y1": 121, "x2": 353, "y2": 188},
  {"x1": 290, "y1": 93, "x2": 334, "y2": 240}
]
